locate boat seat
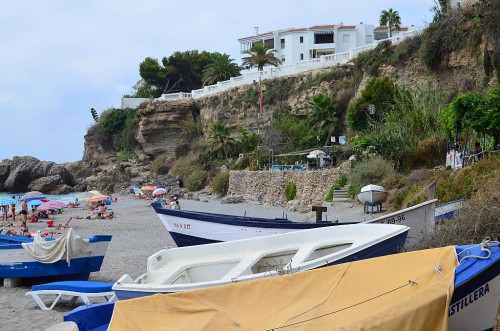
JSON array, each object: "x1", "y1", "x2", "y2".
[{"x1": 26, "y1": 281, "x2": 115, "y2": 311}]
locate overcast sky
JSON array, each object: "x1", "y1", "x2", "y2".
[{"x1": 0, "y1": 0, "x2": 436, "y2": 163}]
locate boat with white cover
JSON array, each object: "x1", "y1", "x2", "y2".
[
  {"x1": 0, "y1": 229, "x2": 111, "y2": 281},
  {"x1": 357, "y1": 184, "x2": 389, "y2": 205},
  {"x1": 113, "y1": 223, "x2": 409, "y2": 300}
]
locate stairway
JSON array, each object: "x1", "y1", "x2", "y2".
[{"x1": 332, "y1": 186, "x2": 350, "y2": 203}]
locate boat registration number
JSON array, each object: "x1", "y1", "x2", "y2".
[
  {"x1": 173, "y1": 223, "x2": 191, "y2": 230},
  {"x1": 385, "y1": 214, "x2": 405, "y2": 224}
]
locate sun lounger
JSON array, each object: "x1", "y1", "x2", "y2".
[{"x1": 26, "y1": 281, "x2": 115, "y2": 311}]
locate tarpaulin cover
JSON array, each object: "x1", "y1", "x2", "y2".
[{"x1": 108, "y1": 246, "x2": 458, "y2": 331}]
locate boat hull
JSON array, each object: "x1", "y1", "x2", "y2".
[
  {"x1": 434, "y1": 199, "x2": 464, "y2": 221},
  {"x1": 0, "y1": 235, "x2": 111, "y2": 280},
  {"x1": 357, "y1": 190, "x2": 389, "y2": 205},
  {"x1": 153, "y1": 203, "x2": 357, "y2": 247},
  {"x1": 113, "y1": 225, "x2": 408, "y2": 300}
]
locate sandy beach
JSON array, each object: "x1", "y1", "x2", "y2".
[{"x1": 0, "y1": 195, "x2": 369, "y2": 331}]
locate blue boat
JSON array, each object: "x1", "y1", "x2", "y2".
[
  {"x1": 62, "y1": 241, "x2": 499, "y2": 331},
  {"x1": 0, "y1": 232, "x2": 112, "y2": 281}
]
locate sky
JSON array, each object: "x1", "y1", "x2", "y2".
[{"x1": 0, "y1": 0, "x2": 436, "y2": 164}]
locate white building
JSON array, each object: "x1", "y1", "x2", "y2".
[
  {"x1": 238, "y1": 23, "x2": 375, "y2": 65},
  {"x1": 374, "y1": 25, "x2": 417, "y2": 40}
]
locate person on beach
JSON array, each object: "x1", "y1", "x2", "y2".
[
  {"x1": 98, "y1": 203, "x2": 107, "y2": 218},
  {"x1": 4, "y1": 222, "x2": 31, "y2": 238},
  {"x1": 21, "y1": 199, "x2": 28, "y2": 222},
  {"x1": 11, "y1": 204, "x2": 16, "y2": 222}
]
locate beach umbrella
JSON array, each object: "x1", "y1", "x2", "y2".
[
  {"x1": 153, "y1": 188, "x2": 167, "y2": 196},
  {"x1": 23, "y1": 191, "x2": 44, "y2": 197},
  {"x1": 0, "y1": 196, "x2": 18, "y2": 206},
  {"x1": 37, "y1": 201, "x2": 68, "y2": 211},
  {"x1": 27, "y1": 200, "x2": 43, "y2": 207},
  {"x1": 141, "y1": 185, "x2": 155, "y2": 191},
  {"x1": 87, "y1": 195, "x2": 109, "y2": 203},
  {"x1": 24, "y1": 196, "x2": 46, "y2": 202},
  {"x1": 88, "y1": 190, "x2": 102, "y2": 196}
]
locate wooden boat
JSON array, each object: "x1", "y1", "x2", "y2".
[
  {"x1": 153, "y1": 199, "x2": 437, "y2": 247},
  {"x1": 65, "y1": 241, "x2": 499, "y2": 331},
  {"x1": 434, "y1": 199, "x2": 464, "y2": 221},
  {"x1": 0, "y1": 230, "x2": 111, "y2": 282},
  {"x1": 112, "y1": 224, "x2": 409, "y2": 300},
  {"x1": 357, "y1": 184, "x2": 389, "y2": 205}
]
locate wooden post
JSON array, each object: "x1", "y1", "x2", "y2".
[{"x1": 312, "y1": 206, "x2": 327, "y2": 222}]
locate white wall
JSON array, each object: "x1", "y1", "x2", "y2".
[{"x1": 121, "y1": 97, "x2": 149, "y2": 109}]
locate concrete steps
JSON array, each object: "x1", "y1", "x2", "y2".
[{"x1": 332, "y1": 186, "x2": 351, "y2": 202}]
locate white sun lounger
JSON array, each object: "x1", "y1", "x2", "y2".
[{"x1": 26, "y1": 281, "x2": 115, "y2": 311}]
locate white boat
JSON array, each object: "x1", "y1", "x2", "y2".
[
  {"x1": 362, "y1": 199, "x2": 437, "y2": 245},
  {"x1": 154, "y1": 199, "x2": 436, "y2": 248},
  {"x1": 113, "y1": 224, "x2": 409, "y2": 300},
  {"x1": 64, "y1": 241, "x2": 500, "y2": 331},
  {"x1": 357, "y1": 184, "x2": 389, "y2": 205}
]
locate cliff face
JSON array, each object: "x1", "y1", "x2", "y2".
[{"x1": 80, "y1": 39, "x2": 493, "y2": 193}]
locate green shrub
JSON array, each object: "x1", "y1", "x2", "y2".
[
  {"x1": 152, "y1": 154, "x2": 168, "y2": 177},
  {"x1": 347, "y1": 185, "x2": 359, "y2": 199},
  {"x1": 284, "y1": 182, "x2": 297, "y2": 201},
  {"x1": 99, "y1": 108, "x2": 137, "y2": 134},
  {"x1": 170, "y1": 152, "x2": 201, "y2": 177},
  {"x1": 210, "y1": 172, "x2": 230, "y2": 195},
  {"x1": 185, "y1": 169, "x2": 206, "y2": 191},
  {"x1": 116, "y1": 150, "x2": 136, "y2": 163},
  {"x1": 348, "y1": 157, "x2": 396, "y2": 191},
  {"x1": 395, "y1": 35, "x2": 422, "y2": 65}
]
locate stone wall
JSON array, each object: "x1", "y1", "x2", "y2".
[{"x1": 227, "y1": 163, "x2": 350, "y2": 210}]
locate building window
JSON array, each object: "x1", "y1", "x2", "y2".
[
  {"x1": 281, "y1": 38, "x2": 285, "y2": 49},
  {"x1": 314, "y1": 32, "x2": 334, "y2": 44},
  {"x1": 264, "y1": 38, "x2": 274, "y2": 48},
  {"x1": 300, "y1": 36, "x2": 304, "y2": 43},
  {"x1": 343, "y1": 34, "x2": 351, "y2": 42},
  {"x1": 281, "y1": 56, "x2": 285, "y2": 62},
  {"x1": 366, "y1": 35, "x2": 373, "y2": 43},
  {"x1": 300, "y1": 53, "x2": 304, "y2": 60}
]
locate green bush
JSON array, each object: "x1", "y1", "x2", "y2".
[
  {"x1": 348, "y1": 157, "x2": 396, "y2": 191},
  {"x1": 170, "y1": 152, "x2": 201, "y2": 177},
  {"x1": 185, "y1": 169, "x2": 206, "y2": 191},
  {"x1": 116, "y1": 150, "x2": 136, "y2": 164},
  {"x1": 347, "y1": 185, "x2": 359, "y2": 200},
  {"x1": 99, "y1": 108, "x2": 137, "y2": 134},
  {"x1": 346, "y1": 77, "x2": 397, "y2": 132},
  {"x1": 284, "y1": 182, "x2": 297, "y2": 201},
  {"x1": 210, "y1": 172, "x2": 230, "y2": 195},
  {"x1": 152, "y1": 154, "x2": 168, "y2": 177}
]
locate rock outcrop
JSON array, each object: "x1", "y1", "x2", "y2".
[{"x1": 1, "y1": 156, "x2": 75, "y2": 193}]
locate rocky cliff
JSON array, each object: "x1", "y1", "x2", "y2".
[
  {"x1": 79, "y1": 35, "x2": 495, "y2": 197},
  {"x1": 0, "y1": 156, "x2": 75, "y2": 193}
]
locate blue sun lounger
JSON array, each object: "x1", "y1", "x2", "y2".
[{"x1": 26, "y1": 281, "x2": 115, "y2": 311}]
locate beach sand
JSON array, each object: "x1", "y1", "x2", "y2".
[{"x1": 0, "y1": 195, "x2": 370, "y2": 331}]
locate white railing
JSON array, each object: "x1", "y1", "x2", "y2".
[{"x1": 153, "y1": 27, "x2": 425, "y2": 102}]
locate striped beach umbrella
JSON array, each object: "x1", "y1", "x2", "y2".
[{"x1": 37, "y1": 201, "x2": 68, "y2": 211}]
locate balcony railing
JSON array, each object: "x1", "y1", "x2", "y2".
[{"x1": 152, "y1": 27, "x2": 425, "y2": 101}]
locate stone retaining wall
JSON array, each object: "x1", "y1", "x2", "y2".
[{"x1": 227, "y1": 163, "x2": 350, "y2": 209}]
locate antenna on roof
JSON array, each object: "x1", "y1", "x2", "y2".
[{"x1": 254, "y1": 26, "x2": 259, "y2": 35}]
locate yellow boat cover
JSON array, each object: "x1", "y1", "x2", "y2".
[{"x1": 109, "y1": 246, "x2": 458, "y2": 331}]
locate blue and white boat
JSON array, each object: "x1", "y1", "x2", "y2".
[
  {"x1": 62, "y1": 241, "x2": 499, "y2": 331},
  {"x1": 0, "y1": 230, "x2": 111, "y2": 281},
  {"x1": 112, "y1": 224, "x2": 409, "y2": 300},
  {"x1": 153, "y1": 199, "x2": 437, "y2": 247},
  {"x1": 435, "y1": 199, "x2": 464, "y2": 221}
]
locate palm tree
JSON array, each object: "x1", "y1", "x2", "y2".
[
  {"x1": 209, "y1": 122, "x2": 234, "y2": 159},
  {"x1": 308, "y1": 93, "x2": 340, "y2": 146},
  {"x1": 241, "y1": 44, "x2": 282, "y2": 133},
  {"x1": 379, "y1": 8, "x2": 402, "y2": 38},
  {"x1": 202, "y1": 53, "x2": 241, "y2": 86}
]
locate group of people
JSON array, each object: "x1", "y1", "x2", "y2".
[
  {"x1": 1, "y1": 198, "x2": 30, "y2": 224},
  {"x1": 85, "y1": 202, "x2": 114, "y2": 220}
]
